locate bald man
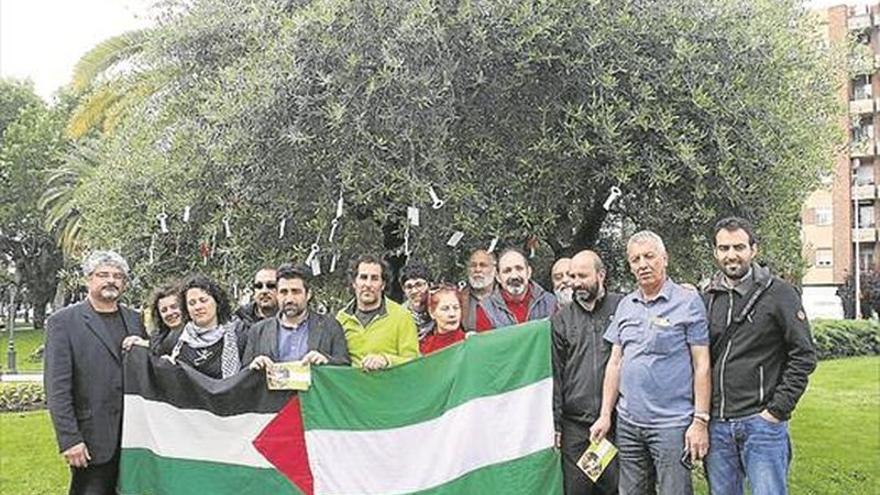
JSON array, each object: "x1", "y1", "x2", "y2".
[
  {"x1": 551, "y1": 250, "x2": 621, "y2": 495},
  {"x1": 551, "y1": 257, "x2": 574, "y2": 305}
]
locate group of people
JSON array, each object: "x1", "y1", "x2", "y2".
[{"x1": 43, "y1": 216, "x2": 817, "y2": 495}]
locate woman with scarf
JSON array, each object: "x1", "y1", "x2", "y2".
[
  {"x1": 419, "y1": 285, "x2": 467, "y2": 355},
  {"x1": 165, "y1": 274, "x2": 247, "y2": 379}
]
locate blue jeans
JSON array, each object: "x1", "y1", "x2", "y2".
[
  {"x1": 616, "y1": 418, "x2": 692, "y2": 495},
  {"x1": 704, "y1": 414, "x2": 791, "y2": 495}
]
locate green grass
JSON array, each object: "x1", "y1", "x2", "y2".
[
  {"x1": 0, "y1": 411, "x2": 67, "y2": 494},
  {"x1": 0, "y1": 357, "x2": 877, "y2": 494},
  {"x1": 0, "y1": 325, "x2": 45, "y2": 373}
]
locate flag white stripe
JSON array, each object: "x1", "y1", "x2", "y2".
[
  {"x1": 121, "y1": 395, "x2": 275, "y2": 468},
  {"x1": 306, "y1": 378, "x2": 555, "y2": 495}
]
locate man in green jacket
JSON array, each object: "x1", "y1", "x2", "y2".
[{"x1": 336, "y1": 254, "x2": 420, "y2": 370}]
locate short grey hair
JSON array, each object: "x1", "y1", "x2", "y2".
[
  {"x1": 82, "y1": 250, "x2": 130, "y2": 277},
  {"x1": 627, "y1": 230, "x2": 667, "y2": 257}
]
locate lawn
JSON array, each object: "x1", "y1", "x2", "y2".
[
  {"x1": 0, "y1": 357, "x2": 877, "y2": 494},
  {"x1": 0, "y1": 324, "x2": 45, "y2": 373}
]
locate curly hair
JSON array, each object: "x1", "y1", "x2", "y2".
[{"x1": 180, "y1": 273, "x2": 233, "y2": 325}]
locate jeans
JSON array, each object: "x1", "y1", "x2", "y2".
[
  {"x1": 616, "y1": 418, "x2": 692, "y2": 495},
  {"x1": 704, "y1": 414, "x2": 791, "y2": 495}
]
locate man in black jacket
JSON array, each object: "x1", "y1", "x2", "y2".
[
  {"x1": 235, "y1": 266, "x2": 278, "y2": 330},
  {"x1": 703, "y1": 217, "x2": 817, "y2": 495},
  {"x1": 244, "y1": 264, "x2": 350, "y2": 369},
  {"x1": 45, "y1": 250, "x2": 145, "y2": 494},
  {"x1": 551, "y1": 250, "x2": 621, "y2": 495}
]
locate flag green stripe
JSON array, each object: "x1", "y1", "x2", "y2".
[
  {"x1": 302, "y1": 320, "x2": 551, "y2": 431},
  {"x1": 118, "y1": 448, "x2": 302, "y2": 495},
  {"x1": 408, "y1": 448, "x2": 562, "y2": 495}
]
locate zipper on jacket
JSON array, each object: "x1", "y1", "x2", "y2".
[
  {"x1": 719, "y1": 340, "x2": 733, "y2": 419},
  {"x1": 759, "y1": 365, "x2": 764, "y2": 403}
]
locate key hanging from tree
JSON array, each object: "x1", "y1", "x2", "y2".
[
  {"x1": 488, "y1": 236, "x2": 499, "y2": 253},
  {"x1": 329, "y1": 251, "x2": 339, "y2": 273},
  {"x1": 156, "y1": 213, "x2": 169, "y2": 234},
  {"x1": 223, "y1": 216, "x2": 232, "y2": 238},
  {"x1": 279, "y1": 218, "x2": 287, "y2": 239},
  {"x1": 310, "y1": 254, "x2": 322, "y2": 276},
  {"x1": 183, "y1": 205, "x2": 191, "y2": 223},
  {"x1": 602, "y1": 186, "x2": 623, "y2": 211},
  {"x1": 305, "y1": 243, "x2": 320, "y2": 266},
  {"x1": 328, "y1": 219, "x2": 340, "y2": 243},
  {"x1": 428, "y1": 186, "x2": 445, "y2": 209},
  {"x1": 148, "y1": 234, "x2": 157, "y2": 264},
  {"x1": 335, "y1": 191, "x2": 344, "y2": 219}
]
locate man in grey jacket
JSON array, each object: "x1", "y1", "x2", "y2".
[
  {"x1": 703, "y1": 217, "x2": 816, "y2": 495},
  {"x1": 475, "y1": 248, "x2": 557, "y2": 331},
  {"x1": 245, "y1": 264, "x2": 350, "y2": 369},
  {"x1": 45, "y1": 251, "x2": 145, "y2": 494}
]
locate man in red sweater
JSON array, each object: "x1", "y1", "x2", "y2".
[{"x1": 475, "y1": 248, "x2": 558, "y2": 331}]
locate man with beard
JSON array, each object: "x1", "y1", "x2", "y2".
[
  {"x1": 475, "y1": 248, "x2": 557, "y2": 331},
  {"x1": 551, "y1": 250, "x2": 621, "y2": 495},
  {"x1": 551, "y1": 257, "x2": 574, "y2": 306},
  {"x1": 245, "y1": 264, "x2": 350, "y2": 370},
  {"x1": 590, "y1": 231, "x2": 710, "y2": 495},
  {"x1": 703, "y1": 217, "x2": 816, "y2": 495},
  {"x1": 336, "y1": 254, "x2": 419, "y2": 370},
  {"x1": 235, "y1": 266, "x2": 278, "y2": 330},
  {"x1": 399, "y1": 261, "x2": 434, "y2": 340},
  {"x1": 461, "y1": 249, "x2": 498, "y2": 332},
  {"x1": 45, "y1": 251, "x2": 145, "y2": 494}
]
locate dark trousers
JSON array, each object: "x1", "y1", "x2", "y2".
[
  {"x1": 69, "y1": 453, "x2": 119, "y2": 495},
  {"x1": 561, "y1": 418, "x2": 620, "y2": 495}
]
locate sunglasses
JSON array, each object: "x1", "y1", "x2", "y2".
[{"x1": 253, "y1": 282, "x2": 277, "y2": 290}]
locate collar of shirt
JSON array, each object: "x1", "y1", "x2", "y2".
[
  {"x1": 721, "y1": 267, "x2": 754, "y2": 296},
  {"x1": 279, "y1": 312, "x2": 310, "y2": 332},
  {"x1": 632, "y1": 278, "x2": 673, "y2": 304}
]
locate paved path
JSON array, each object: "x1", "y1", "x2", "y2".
[{"x1": 0, "y1": 372, "x2": 43, "y2": 382}]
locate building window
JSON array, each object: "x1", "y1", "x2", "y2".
[
  {"x1": 860, "y1": 251, "x2": 876, "y2": 271},
  {"x1": 815, "y1": 207, "x2": 833, "y2": 226},
  {"x1": 816, "y1": 249, "x2": 833, "y2": 268},
  {"x1": 857, "y1": 204, "x2": 876, "y2": 228},
  {"x1": 852, "y1": 75, "x2": 872, "y2": 100},
  {"x1": 855, "y1": 162, "x2": 875, "y2": 185}
]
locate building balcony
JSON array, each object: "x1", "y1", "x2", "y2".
[
  {"x1": 852, "y1": 228, "x2": 878, "y2": 242},
  {"x1": 850, "y1": 139, "x2": 876, "y2": 157},
  {"x1": 848, "y1": 13, "x2": 872, "y2": 31},
  {"x1": 850, "y1": 98, "x2": 875, "y2": 114},
  {"x1": 854, "y1": 184, "x2": 878, "y2": 200}
]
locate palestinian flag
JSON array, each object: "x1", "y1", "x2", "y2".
[{"x1": 120, "y1": 320, "x2": 561, "y2": 494}]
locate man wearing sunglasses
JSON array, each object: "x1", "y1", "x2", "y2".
[{"x1": 235, "y1": 266, "x2": 279, "y2": 330}]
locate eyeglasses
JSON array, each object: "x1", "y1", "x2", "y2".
[
  {"x1": 253, "y1": 282, "x2": 277, "y2": 290},
  {"x1": 402, "y1": 280, "x2": 428, "y2": 291}
]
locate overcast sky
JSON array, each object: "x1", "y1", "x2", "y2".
[
  {"x1": 0, "y1": 0, "x2": 152, "y2": 102},
  {"x1": 0, "y1": 0, "x2": 874, "y2": 103}
]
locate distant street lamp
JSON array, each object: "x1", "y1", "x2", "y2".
[{"x1": 6, "y1": 263, "x2": 17, "y2": 373}]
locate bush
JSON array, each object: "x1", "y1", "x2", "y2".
[
  {"x1": 812, "y1": 319, "x2": 880, "y2": 360},
  {"x1": 0, "y1": 382, "x2": 46, "y2": 412}
]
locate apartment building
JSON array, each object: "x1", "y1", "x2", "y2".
[{"x1": 802, "y1": 3, "x2": 880, "y2": 318}]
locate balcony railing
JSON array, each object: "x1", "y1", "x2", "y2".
[
  {"x1": 854, "y1": 184, "x2": 879, "y2": 200},
  {"x1": 850, "y1": 139, "x2": 877, "y2": 157},
  {"x1": 850, "y1": 98, "x2": 875, "y2": 114},
  {"x1": 848, "y1": 13, "x2": 872, "y2": 31},
  {"x1": 852, "y1": 228, "x2": 879, "y2": 242}
]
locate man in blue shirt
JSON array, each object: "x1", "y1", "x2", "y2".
[
  {"x1": 244, "y1": 264, "x2": 350, "y2": 369},
  {"x1": 590, "y1": 231, "x2": 711, "y2": 495}
]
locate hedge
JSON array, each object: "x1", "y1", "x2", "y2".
[
  {"x1": 0, "y1": 382, "x2": 45, "y2": 412},
  {"x1": 812, "y1": 319, "x2": 880, "y2": 360}
]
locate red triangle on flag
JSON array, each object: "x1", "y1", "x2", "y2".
[{"x1": 253, "y1": 396, "x2": 314, "y2": 495}]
